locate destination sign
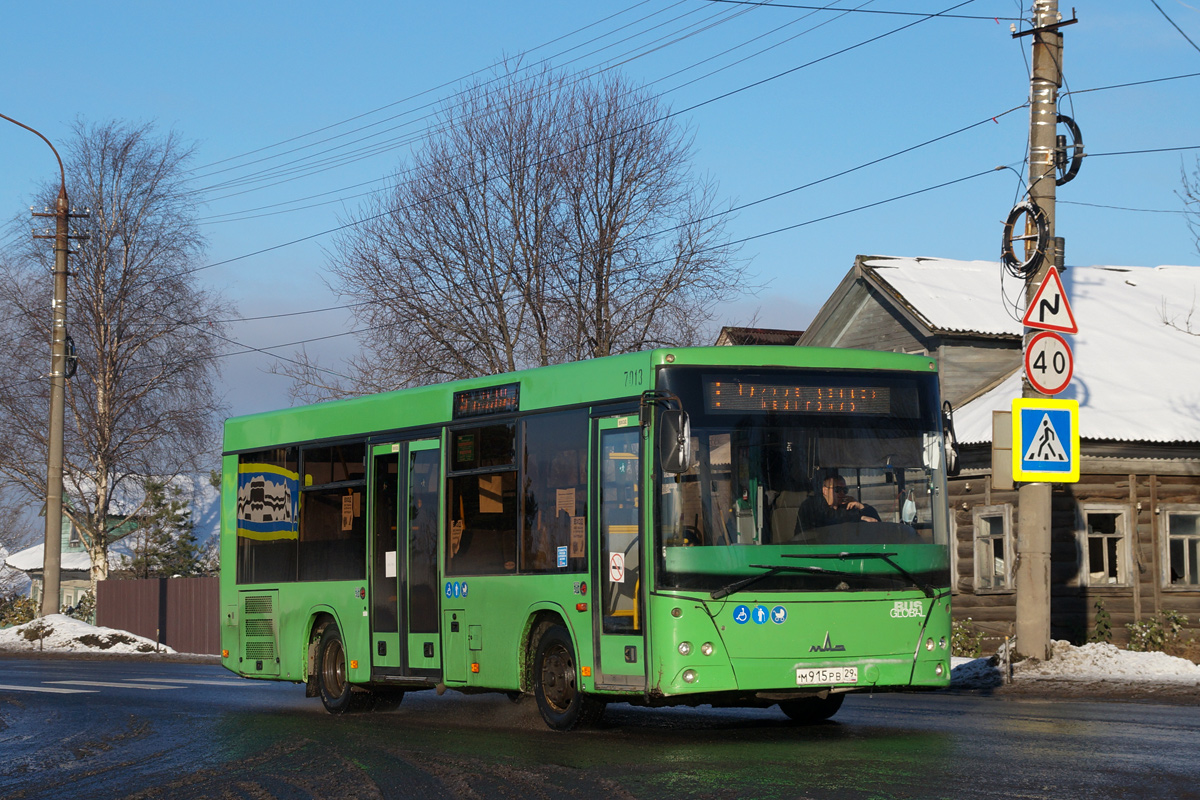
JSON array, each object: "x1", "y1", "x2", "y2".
[
  {"x1": 704, "y1": 379, "x2": 892, "y2": 415},
  {"x1": 453, "y1": 383, "x2": 520, "y2": 419}
]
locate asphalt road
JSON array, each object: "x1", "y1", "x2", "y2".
[{"x1": 1, "y1": 656, "x2": 1198, "y2": 799}]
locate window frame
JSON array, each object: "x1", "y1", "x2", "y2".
[
  {"x1": 972, "y1": 503, "x2": 1014, "y2": 594},
  {"x1": 1075, "y1": 503, "x2": 1132, "y2": 588},
  {"x1": 1160, "y1": 503, "x2": 1200, "y2": 590}
]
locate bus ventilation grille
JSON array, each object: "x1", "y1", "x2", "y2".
[
  {"x1": 244, "y1": 618, "x2": 274, "y2": 638},
  {"x1": 244, "y1": 595, "x2": 273, "y2": 614},
  {"x1": 245, "y1": 641, "x2": 275, "y2": 660}
]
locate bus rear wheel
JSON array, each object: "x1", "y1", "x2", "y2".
[
  {"x1": 532, "y1": 624, "x2": 604, "y2": 731},
  {"x1": 316, "y1": 623, "x2": 355, "y2": 714},
  {"x1": 779, "y1": 693, "x2": 844, "y2": 723}
]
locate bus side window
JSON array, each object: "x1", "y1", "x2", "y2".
[
  {"x1": 447, "y1": 424, "x2": 518, "y2": 575},
  {"x1": 298, "y1": 442, "x2": 367, "y2": 581},
  {"x1": 520, "y1": 409, "x2": 588, "y2": 573}
]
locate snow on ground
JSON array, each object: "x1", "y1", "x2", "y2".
[
  {"x1": 0, "y1": 614, "x2": 174, "y2": 655},
  {"x1": 952, "y1": 640, "x2": 1200, "y2": 689}
]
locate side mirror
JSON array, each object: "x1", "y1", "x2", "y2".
[
  {"x1": 660, "y1": 409, "x2": 693, "y2": 474},
  {"x1": 942, "y1": 400, "x2": 960, "y2": 477}
]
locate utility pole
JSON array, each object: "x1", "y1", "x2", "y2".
[
  {"x1": 1014, "y1": 0, "x2": 1064, "y2": 662},
  {"x1": 32, "y1": 187, "x2": 71, "y2": 617},
  {"x1": 1, "y1": 112, "x2": 82, "y2": 618}
]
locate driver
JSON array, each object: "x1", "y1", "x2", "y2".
[{"x1": 797, "y1": 470, "x2": 879, "y2": 532}]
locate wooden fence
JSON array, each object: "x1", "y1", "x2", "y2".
[{"x1": 95, "y1": 577, "x2": 219, "y2": 655}]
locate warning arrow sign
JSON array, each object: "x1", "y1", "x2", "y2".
[{"x1": 1022, "y1": 266, "x2": 1078, "y2": 334}]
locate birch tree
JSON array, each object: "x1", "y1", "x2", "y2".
[{"x1": 0, "y1": 118, "x2": 230, "y2": 588}]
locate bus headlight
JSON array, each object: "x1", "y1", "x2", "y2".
[
  {"x1": 700, "y1": 642, "x2": 714, "y2": 656},
  {"x1": 926, "y1": 638, "x2": 935, "y2": 651},
  {"x1": 678, "y1": 641, "x2": 693, "y2": 656},
  {"x1": 682, "y1": 669, "x2": 697, "y2": 684}
]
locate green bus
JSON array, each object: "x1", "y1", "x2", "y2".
[{"x1": 219, "y1": 346, "x2": 952, "y2": 730}]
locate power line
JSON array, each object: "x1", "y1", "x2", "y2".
[
  {"x1": 148, "y1": 164, "x2": 1008, "y2": 377},
  {"x1": 1061, "y1": 70, "x2": 1200, "y2": 98},
  {"x1": 196, "y1": 1, "x2": 861, "y2": 224},
  {"x1": 1060, "y1": 199, "x2": 1187, "y2": 214},
  {"x1": 188, "y1": 0, "x2": 668, "y2": 174},
  {"x1": 204, "y1": 101, "x2": 1022, "y2": 331},
  {"x1": 1087, "y1": 144, "x2": 1200, "y2": 157},
  {"x1": 1149, "y1": 0, "x2": 1200, "y2": 55},
  {"x1": 190, "y1": 1, "x2": 736, "y2": 193},
  {"x1": 188, "y1": 0, "x2": 979, "y2": 272},
  {"x1": 701, "y1": 0, "x2": 1021, "y2": 20}
]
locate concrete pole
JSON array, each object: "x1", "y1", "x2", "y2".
[
  {"x1": 39, "y1": 185, "x2": 70, "y2": 616},
  {"x1": 0, "y1": 112, "x2": 70, "y2": 618},
  {"x1": 1015, "y1": 0, "x2": 1062, "y2": 662}
]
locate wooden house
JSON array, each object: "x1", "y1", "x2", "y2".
[{"x1": 800, "y1": 255, "x2": 1200, "y2": 648}]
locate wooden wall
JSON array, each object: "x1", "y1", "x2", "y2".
[{"x1": 948, "y1": 470, "x2": 1200, "y2": 654}]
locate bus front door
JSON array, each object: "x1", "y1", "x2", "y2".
[
  {"x1": 369, "y1": 440, "x2": 442, "y2": 677},
  {"x1": 593, "y1": 416, "x2": 646, "y2": 690}
]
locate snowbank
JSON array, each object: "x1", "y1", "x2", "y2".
[
  {"x1": 952, "y1": 640, "x2": 1200, "y2": 689},
  {"x1": 0, "y1": 614, "x2": 175, "y2": 655}
]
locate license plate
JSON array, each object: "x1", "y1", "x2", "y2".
[{"x1": 796, "y1": 666, "x2": 858, "y2": 685}]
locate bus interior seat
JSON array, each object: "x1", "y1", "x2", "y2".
[{"x1": 770, "y1": 490, "x2": 808, "y2": 543}]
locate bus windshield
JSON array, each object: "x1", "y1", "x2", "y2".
[{"x1": 655, "y1": 367, "x2": 950, "y2": 594}]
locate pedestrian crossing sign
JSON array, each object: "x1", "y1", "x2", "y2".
[{"x1": 1012, "y1": 398, "x2": 1080, "y2": 482}]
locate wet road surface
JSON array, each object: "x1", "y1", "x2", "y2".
[{"x1": 1, "y1": 656, "x2": 1197, "y2": 799}]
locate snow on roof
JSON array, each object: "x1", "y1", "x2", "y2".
[
  {"x1": 863, "y1": 256, "x2": 1022, "y2": 336},
  {"x1": 5, "y1": 543, "x2": 93, "y2": 573},
  {"x1": 864, "y1": 257, "x2": 1200, "y2": 445}
]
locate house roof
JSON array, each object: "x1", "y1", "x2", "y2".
[
  {"x1": 859, "y1": 256, "x2": 1200, "y2": 445},
  {"x1": 6, "y1": 543, "x2": 94, "y2": 573},
  {"x1": 862, "y1": 256, "x2": 1021, "y2": 337},
  {"x1": 716, "y1": 326, "x2": 805, "y2": 346}
]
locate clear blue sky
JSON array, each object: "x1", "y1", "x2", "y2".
[{"x1": 2, "y1": 1, "x2": 1197, "y2": 419}]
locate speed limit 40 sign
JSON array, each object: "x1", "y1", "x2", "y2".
[{"x1": 1024, "y1": 330, "x2": 1073, "y2": 395}]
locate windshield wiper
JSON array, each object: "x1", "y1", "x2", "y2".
[
  {"x1": 782, "y1": 552, "x2": 937, "y2": 598},
  {"x1": 709, "y1": 563, "x2": 864, "y2": 600}
]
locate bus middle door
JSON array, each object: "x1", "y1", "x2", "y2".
[
  {"x1": 592, "y1": 415, "x2": 646, "y2": 690},
  {"x1": 369, "y1": 440, "x2": 442, "y2": 677}
]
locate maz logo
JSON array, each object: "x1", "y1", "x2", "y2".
[{"x1": 809, "y1": 632, "x2": 846, "y2": 653}]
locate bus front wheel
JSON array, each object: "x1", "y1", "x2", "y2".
[
  {"x1": 316, "y1": 623, "x2": 355, "y2": 714},
  {"x1": 532, "y1": 624, "x2": 604, "y2": 731},
  {"x1": 778, "y1": 692, "x2": 844, "y2": 723}
]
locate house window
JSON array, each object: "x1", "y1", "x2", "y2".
[
  {"x1": 1078, "y1": 505, "x2": 1131, "y2": 587},
  {"x1": 1162, "y1": 504, "x2": 1200, "y2": 588},
  {"x1": 973, "y1": 504, "x2": 1013, "y2": 592}
]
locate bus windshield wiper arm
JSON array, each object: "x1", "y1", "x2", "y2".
[
  {"x1": 781, "y1": 552, "x2": 937, "y2": 598},
  {"x1": 709, "y1": 563, "x2": 842, "y2": 600}
]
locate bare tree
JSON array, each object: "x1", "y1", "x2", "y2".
[
  {"x1": 1184, "y1": 157, "x2": 1200, "y2": 256},
  {"x1": 0, "y1": 118, "x2": 230, "y2": 588},
  {"x1": 290, "y1": 64, "x2": 743, "y2": 398}
]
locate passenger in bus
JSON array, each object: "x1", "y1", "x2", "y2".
[{"x1": 796, "y1": 470, "x2": 879, "y2": 532}]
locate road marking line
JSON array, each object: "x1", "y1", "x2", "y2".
[
  {"x1": 45, "y1": 680, "x2": 184, "y2": 690},
  {"x1": 0, "y1": 683, "x2": 98, "y2": 694},
  {"x1": 137, "y1": 678, "x2": 258, "y2": 686}
]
